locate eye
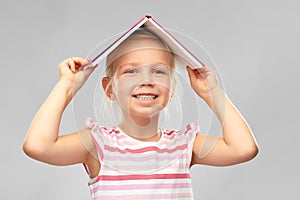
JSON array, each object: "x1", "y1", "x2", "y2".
[
  {"x1": 153, "y1": 69, "x2": 166, "y2": 74},
  {"x1": 124, "y1": 68, "x2": 138, "y2": 74},
  {"x1": 152, "y1": 64, "x2": 170, "y2": 75}
]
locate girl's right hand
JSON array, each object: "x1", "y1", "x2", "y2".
[{"x1": 57, "y1": 57, "x2": 97, "y2": 94}]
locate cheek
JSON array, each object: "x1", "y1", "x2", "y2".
[
  {"x1": 160, "y1": 78, "x2": 176, "y2": 101},
  {"x1": 155, "y1": 77, "x2": 173, "y2": 92},
  {"x1": 113, "y1": 78, "x2": 136, "y2": 100},
  {"x1": 151, "y1": 72, "x2": 168, "y2": 82}
]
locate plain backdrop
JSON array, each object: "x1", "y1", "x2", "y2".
[{"x1": 1, "y1": 0, "x2": 299, "y2": 199}]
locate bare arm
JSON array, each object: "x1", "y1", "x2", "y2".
[
  {"x1": 23, "y1": 57, "x2": 97, "y2": 166},
  {"x1": 186, "y1": 66, "x2": 259, "y2": 166}
]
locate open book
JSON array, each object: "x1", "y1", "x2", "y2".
[{"x1": 86, "y1": 15, "x2": 205, "y2": 69}]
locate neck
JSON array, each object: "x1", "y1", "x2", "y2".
[{"x1": 118, "y1": 113, "x2": 161, "y2": 142}]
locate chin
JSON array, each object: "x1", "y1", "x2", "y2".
[{"x1": 129, "y1": 107, "x2": 162, "y2": 119}]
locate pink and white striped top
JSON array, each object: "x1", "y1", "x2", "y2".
[{"x1": 83, "y1": 117, "x2": 199, "y2": 200}]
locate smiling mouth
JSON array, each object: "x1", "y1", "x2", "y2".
[{"x1": 133, "y1": 94, "x2": 158, "y2": 100}]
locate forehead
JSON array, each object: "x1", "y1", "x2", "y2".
[
  {"x1": 117, "y1": 38, "x2": 168, "y2": 54},
  {"x1": 108, "y1": 38, "x2": 172, "y2": 66},
  {"x1": 114, "y1": 48, "x2": 172, "y2": 68}
]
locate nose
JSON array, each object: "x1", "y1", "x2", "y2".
[{"x1": 139, "y1": 70, "x2": 154, "y2": 87}]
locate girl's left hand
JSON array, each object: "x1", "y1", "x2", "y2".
[{"x1": 186, "y1": 66, "x2": 219, "y2": 102}]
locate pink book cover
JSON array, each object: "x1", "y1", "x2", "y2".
[{"x1": 86, "y1": 15, "x2": 205, "y2": 69}]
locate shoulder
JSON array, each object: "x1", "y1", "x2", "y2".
[
  {"x1": 161, "y1": 122, "x2": 200, "y2": 148},
  {"x1": 163, "y1": 122, "x2": 199, "y2": 136},
  {"x1": 83, "y1": 117, "x2": 117, "y2": 134},
  {"x1": 178, "y1": 122, "x2": 200, "y2": 142},
  {"x1": 77, "y1": 128, "x2": 94, "y2": 151}
]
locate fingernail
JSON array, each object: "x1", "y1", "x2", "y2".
[{"x1": 84, "y1": 59, "x2": 92, "y2": 64}]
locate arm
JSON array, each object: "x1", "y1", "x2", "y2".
[
  {"x1": 23, "y1": 57, "x2": 97, "y2": 166},
  {"x1": 186, "y1": 66, "x2": 259, "y2": 166}
]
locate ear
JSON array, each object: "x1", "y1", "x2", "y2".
[{"x1": 102, "y1": 77, "x2": 115, "y2": 100}]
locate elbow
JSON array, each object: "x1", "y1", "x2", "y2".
[
  {"x1": 238, "y1": 144, "x2": 259, "y2": 162},
  {"x1": 247, "y1": 145, "x2": 259, "y2": 160},
  {"x1": 22, "y1": 140, "x2": 37, "y2": 159},
  {"x1": 22, "y1": 138, "x2": 47, "y2": 160}
]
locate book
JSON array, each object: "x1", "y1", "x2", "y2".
[{"x1": 85, "y1": 15, "x2": 205, "y2": 69}]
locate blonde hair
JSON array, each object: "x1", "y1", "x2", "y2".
[{"x1": 105, "y1": 28, "x2": 175, "y2": 78}]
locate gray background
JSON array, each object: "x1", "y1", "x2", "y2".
[{"x1": 1, "y1": 0, "x2": 299, "y2": 199}]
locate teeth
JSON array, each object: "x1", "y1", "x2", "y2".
[{"x1": 136, "y1": 95, "x2": 156, "y2": 100}]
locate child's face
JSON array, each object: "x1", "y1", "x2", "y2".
[{"x1": 109, "y1": 40, "x2": 175, "y2": 119}]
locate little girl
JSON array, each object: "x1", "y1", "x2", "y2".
[{"x1": 23, "y1": 29, "x2": 258, "y2": 199}]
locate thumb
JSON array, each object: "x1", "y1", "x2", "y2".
[
  {"x1": 186, "y1": 66, "x2": 196, "y2": 83},
  {"x1": 74, "y1": 64, "x2": 97, "y2": 89},
  {"x1": 83, "y1": 64, "x2": 98, "y2": 78}
]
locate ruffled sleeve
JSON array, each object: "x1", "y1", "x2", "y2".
[
  {"x1": 183, "y1": 121, "x2": 200, "y2": 166},
  {"x1": 184, "y1": 121, "x2": 200, "y2": 143},
  {"x1": 82, "y1": 117, "x2": 105, "y2": 162},
  {"x1": 83, "y1": 117, "x2": 97, "y2": 129}
]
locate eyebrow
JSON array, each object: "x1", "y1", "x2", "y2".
[
  {"x1": 119, "y1": 62, "x2": 169, "y2": 68},
  {"x1": 119, "y1": 62, "x2": 140, "y2": 68}
]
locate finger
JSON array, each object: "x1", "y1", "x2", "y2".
[
  {"x1": 194, "y1": 69, "x2": 206, "y2": 79},
  {"x1": 186, "y1": 66, "x2": 198, "y2": 84},
  {"x1": 197, "y1": 66, "x2": 215, "y2": 75},
  {"x1": 196, "y1": 66, "x2": 215, "y2": 79},
  {"x1": 84, "y1": 64, "x2": 98, "y2": 77},
  {"x1": 82, "y1": 58, "x2": 92, "y2": 66},
  {"x1": 186, "y1": 66, "x2": 195, "y2": 78},
  {"x1": 78, "y1": 59, "x2": 95, "y2": 71},
  {"x1": 190, "y1": 66, "x2": 204, "y2": 79},
  {"x1": 67, "y1": 58, "x2": 76, "y2": 73},
  {"x1": 71, "y1": 57, "x2": 86, "y2": 65},
  {"x1": 71, "y1": 57, "x2": 91, "y2": 71},
  {"x1": 187, "y1": 66, "x2": 204, "y2": 80},
  {"x1": 196, "y1": 66, "x2": 209, "y2": 73}
]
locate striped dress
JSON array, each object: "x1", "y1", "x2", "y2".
[{"x1": 83, "y1": 117, "x2": 199, "y2": 200}]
